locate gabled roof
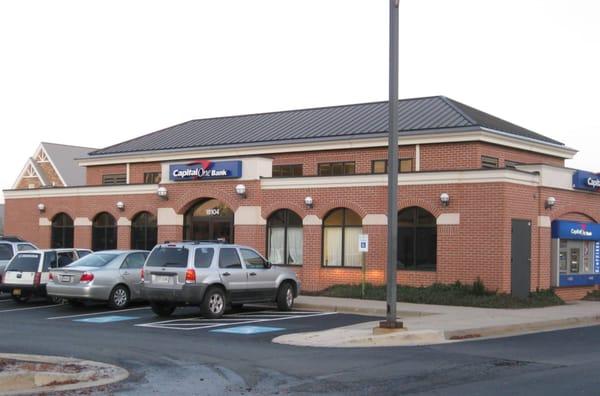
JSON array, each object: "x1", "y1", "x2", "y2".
[
  {"x1": 41, "y1": 142, "x2": 96, "y2": 186},
  {"x1": 89, "y1": 96, "x2": 564, "y2": 157}
]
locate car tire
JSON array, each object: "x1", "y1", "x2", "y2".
[
  {"x1": 276, "y1": 282, "x2": 294, "y2": 311},
  {"x1": 48, "y1": 296, "x2": 65, "y2": 304},
  {"x1": 201, "y1": 287, "x2": 226, "y2": 319},
  {"x1": 108, "y1": 285, "x2": 130, "y2": 310},
  {"x1": 150, "y1": 302, "x2": 176, "y2": 317}
]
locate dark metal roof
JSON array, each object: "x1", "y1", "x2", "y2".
[{"x1": 89, "y1": 96, "x2": 563, "y2": 156}]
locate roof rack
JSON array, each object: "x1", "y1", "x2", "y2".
[
  {"x1": 0, "y1": 236, "x2": 26, "y2": 242},
  {"x1": 163, "y1": 239, "x2": 228, "y2": 245}
]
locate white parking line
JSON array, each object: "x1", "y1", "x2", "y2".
[
  {"x1": 47, "y1": 306, "x2": 151, "y2": 320},
  {"x1": 137, "y1": 311, "x2": 337, "y2": 331},
  {"x1": 0, "y1": 304, "x2": 62, "y2": 314}
]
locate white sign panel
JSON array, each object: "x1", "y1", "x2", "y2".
[{"x1": 358, "y1": 234, "x2": 369, "y2": 252}]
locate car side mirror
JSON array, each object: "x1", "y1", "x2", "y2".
[{"x1": 264, "y1": 261, "x2": 272, "y2": 269}]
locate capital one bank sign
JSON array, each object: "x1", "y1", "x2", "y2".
[
  {"x1": 573, "y1": 170, "x2": 600, "y2": 192},
  {"x1": 169, "y1": 160, "x2": 242, "y2": 181}
]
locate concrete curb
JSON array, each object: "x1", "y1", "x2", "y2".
[
  {"x1": 0, "y1": 353, "x2": 129, "y2": 395},
  {"x1": 294, "y1": 301, "x2": 432, "y2": 318}
]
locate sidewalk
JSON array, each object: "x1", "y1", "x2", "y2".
[{"x1": 276, "y1": 296, "x2": 600, "y2": 347}]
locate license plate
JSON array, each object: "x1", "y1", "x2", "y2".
[
  {"x1": 154, "y1": 275, "x2": 172, "y2": 284},
  {"x1": 61, "y1": 275, "x2": 72, "y2": 282},
  {"x1": 12, "y1": 289, "x2": 21, "y2": 296}
]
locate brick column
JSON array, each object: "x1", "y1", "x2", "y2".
[
  {"x1": 38, "y1": 217, "x2": 52, "y2": 249},
  {"x1": 74, "y1": 218, "x2": 93, "y2": 250},
  {"x1": 157, "y1": 208, "x2": 184, "y2": 244},
  {"x1": 117, "y1": 217, "x2": 131, "y2": 250},
  {"x1": 301, "y1": 215, "x2": 322, "y2": 292}
]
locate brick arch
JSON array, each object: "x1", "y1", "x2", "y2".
[
  {"x1": 552, "y1": 208, "x2": 599, "y2": 223},
  {"x1": 46, "y1": 209, "x2": 76, "y2": 224},
  {"x1": 91, "y1": 210, "x2": 120, "y2": 224},
  {"x1": 262, "y1": 202, "x2": 307, "y2": 220},
  {"x1": 126, "y1": 205, "x2": 158, "y2": 221},
  {"x1": 174, "y1": 189, "x2": 238, "y2": 215},
  {"x1": 398, "y1": 198, "x2": 442, "y2": 218},
  {"x1": 317, "y1": 200, "x2": 368, "y2": 220}
]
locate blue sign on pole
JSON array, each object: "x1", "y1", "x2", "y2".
[
  {"x1": 551, "y1": 221, "x2": 600, "y2": 241},
  {"x1": 572, "y1": 170, "x2": 600, "y2": 192},
  {"x1": 169, "y1": 160, "x2": 242, "y2": 181}
]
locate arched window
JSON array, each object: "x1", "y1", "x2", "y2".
[
  {"x1": 131, "y1": 212, "x2": 157, "y2": 251},
  {"x1": 267, "y1": 209, "x2": 303, "y2": 265},
  {"x1": 183, "y1": 199, "x2": 234, "y2": 242},
  {"x1": 51, "y1": 213, "x2": 74, "y2": 248},
  {"x1": 92, "y1": 212, "x2": 117, "y2": 251},
  {"x1": 322, "y1": 208, "x2": 363, "y2": 267},
  {"x1": 398, "y1": 207, "x2": 437, "y2": 271}
]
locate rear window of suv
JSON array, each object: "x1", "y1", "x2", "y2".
[
  {"x1": 146, "y1": 247, "x2": 189, "y2": 268},
  {"x1": 7, "y1": 253, "x2": 41, "y2": 272},
  {"x1": 0, "y1": 244, "x2": 13, "y2": 260}
]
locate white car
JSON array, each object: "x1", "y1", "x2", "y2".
[
  {"x1": 0, "y1": 236, "x2": 37, "y2": 282},
  {"x1": 0, "y1": 248, "x2": 91, "y2": 302}
]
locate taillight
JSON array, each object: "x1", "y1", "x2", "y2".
[
  {"x1": 49, "y1": 272, "x2": 54, "y2": 281},
  {"x1": 80, "y1": 272, "x2": 94, "y2": 283},
  {"x1": 33, "y1": 272, "x2": 41, "y2": 287},
  {"x1": 185, "y1": 269, "x2": 196, "y2": 284},
  {"x1": 140, "y1": 269, "x2": 145, "y2": 283}
]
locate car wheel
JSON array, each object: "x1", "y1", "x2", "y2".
[
  {"x1": 150, "y1": 302, "x2": 176, "y2": 317},
  {"x1": 201, "y1": 287, "x2": 226, "y2": 319},
  {"x1": 108, "y1": 285, "x2": 130, "y2": 310},
  {"x1": 48, "y1": 296, "x2": 65, "y2": 304},
  {"x1": 277, "y1": 282, "x2": 294, "y2": 311}
]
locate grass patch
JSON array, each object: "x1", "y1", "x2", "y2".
[{"x1": 312, "y1": 281, "x2": 564, "y2": 309}]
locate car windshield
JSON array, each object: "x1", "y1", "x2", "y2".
[
  {"x1": 66, "y1": 252, "x2": 119, "y2": 268},
  {"x1": 7, "y1": 253, "x2": 41, "y2": 272},
  {"x1": 0, "y1": 244, "x2": 13, "y2": 261},
  {"x1": 146, "y1": 247, "x2": 189, "y2": 267}
]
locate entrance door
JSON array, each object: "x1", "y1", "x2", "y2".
[
  {"x1": 184, "y1": 199, "x2": 234, "y2": 243},
  {"x1": 511, "y1": 219, "x2": 532, "y2": 298}
]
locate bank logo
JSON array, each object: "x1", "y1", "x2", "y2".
[
  {"x1": 571, "y1": 223, "x2": 593, "y2": 237},
  {"x1": 169, "y1": 160, "x2": 242, "y2": 181}
]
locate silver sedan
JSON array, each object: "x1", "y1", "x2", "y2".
[{"x1": 47, "y1": 250, "x2": 149, "y2": 309}]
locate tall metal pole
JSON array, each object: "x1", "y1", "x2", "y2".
[{"x1": 382, "y1": 0, "x2": 401, "y2": 328}]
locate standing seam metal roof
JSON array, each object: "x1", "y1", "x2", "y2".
[{"x1": 89, "y1": 96, "x2": 563, "y2": 156}]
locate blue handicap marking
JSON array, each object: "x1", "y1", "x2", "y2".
[
  {"x1": 211, "y1": 325, "x2": 285, "y2": 335},
  {"x1": 74, "y1": 315, "x2": 140, "y2": 323}
]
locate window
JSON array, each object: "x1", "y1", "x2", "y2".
[
  {"x1": 267, "y1": 209, "x2": 303, "y2": 266},
  {"x1": 131, "y1": 212, "x2": 158, "y2": 251},
  {"x1": 43, "y1": 251, "x2": 57, "y2": 271},
  {"x1": 219, "y1": 248, "x2": 242, "y2": 269},
  {"x1": 318, "y1": 162, "x2": 355, "y2": 176},
  {"x1": 144, "y1": 172, "x2": 161, "y2": 184},
  {"x1": 194, "y1": 247, "x2": 215, "y2": 268},
  {"x1": 481, "y1": 156, "x2": 499, "y2": 169},
  {"x1": 146, "y1": 247, "x2": 188, "y2": 268},
  {"x1": 0, "y1": 244, "x2": 13, "y2": 260},
  {"x1": 57, "y1": 252, "x2": 74, "y2": 267},
  {"x1": 102, "y1": 174, "x2": 127, "y2": 185},
  {"x1": 51, "y1": 213, "x2": 74, "y2": 249},
  {"x1": 17, "y1": 244, "x2": 36, "y2": 252},
  {"x1": 92, "y1": 212, "x2": 117, "y2": 251},
  {"x1": 272, "y1": 164, "x2": 303, "y2": 177},
  {"x1": 77, "y1": 250, "x2": 91, "y2": 258},
  {"x1": 505, "y1": 160, "x2": 521, "y2": 169},
  {"x1": 241, "y1": 248, "x2": 267, "y2": 269},
  {"x1": 398, "y1": 207, "x2": 437, "y2": 271},
  {"x1": 322, "y1": 208, "x2": 363, "y2": 267},
  {"x1": 70, "y1": 252, "x2": 119, "y2": 268},
  {"x1": 371, "y1": 159, "x2": 413, "y2": 174},
  {"x1": 122, "y1": 253, "x2": 147, "y2": 269},
  {"x1": 8, "y1": 253, "x2": 40, "y2": 272}
]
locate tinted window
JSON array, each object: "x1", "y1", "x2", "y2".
[
  {"x1": 123, "y1": 253, "x2": 147, "y2": 269},
  {"x1": 146, "y1": 247, "x2": 189, "y2": 268},
  {"x1": 0, "y1": 244, "x2": 13, "y2": 260},
  {"x1": 194, "y1": 247, "x2": 215, "y2": 268},
  {"x1": 77, "y1": 250, "x2": 91, "y2": 258},
  {"x1": 240, "y1": 249, "x2": 266, "y2": 269},
  {"x1": 57, "y1": 252, "x2": 74, "y2": 267},
  {"x1": 8, "y1": 253, "x2": 41, "y2": 272},
  {"x1": 44, "y1": 251, "x2": 58, "y2": 271},
  {"x1": 219, "y1": 248, "x2": 241, "y2": 269},
  {"x1": 67, "y1": 253, "x2": 119, "y2": 268},
  {"x1": 17, "y1": 244, "x2": 36, "y2": 252}
]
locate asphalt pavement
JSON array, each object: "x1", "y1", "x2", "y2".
[{"x1": 1, "y1": 293, "x2": 600, "y2": 395}]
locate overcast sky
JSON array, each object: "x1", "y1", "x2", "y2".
[{"x1": 1, "y1": 0, "x2": 599, "y2": 202}]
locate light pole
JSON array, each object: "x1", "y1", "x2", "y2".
[{"x1": 380, "y1": 0, "x2": 403, "y2": 329}]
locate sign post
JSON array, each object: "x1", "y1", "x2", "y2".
[{"x1": 359, "y1": 234, "x2": 369, "y2": 298}]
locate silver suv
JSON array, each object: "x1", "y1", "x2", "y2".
[
  {"x1": 0, "y1": 237, "x2": 37, "y2": 283},
  {"x1": 141, "y1": 241, "x2": 301, "y2": 318}
]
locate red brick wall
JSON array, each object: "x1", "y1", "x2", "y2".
[
  {"x1": 86, "y1": 165, "x2": 127, "y2": 185},
  {"x1": 129, "y1": 163, "x2": 162, "y2": 184},
  {"x1": 555, "y1": 286, "x2": 595, "y2": 301}
]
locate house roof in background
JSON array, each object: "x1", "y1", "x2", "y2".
[
  {"x1": 41, "y1": 142, "x2": 96, "y2": 185},
  {"x1": 89, "y1": 96, "x2": 564, "y2": 157}
]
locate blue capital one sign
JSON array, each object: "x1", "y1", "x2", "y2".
[
  {"x1": 572, "y1": 170, "x2": 600, "y2": 192},
  {"x1": 169, "y1": 160, "x2": 242, "y2": 181}
]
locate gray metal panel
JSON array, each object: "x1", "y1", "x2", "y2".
[
  {"x1": 511, "y1": 219, "x2": 532, "y2": 298},
  {"x1": 89, "y1": 96, "x2": 564, "y2": 156},
  {"x1": 41, "y1": 143, "x2": 97, "y2": 186}
]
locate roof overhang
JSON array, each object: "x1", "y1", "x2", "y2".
[{"x1": 77, "y1": 127, "x2": 578, "y2": 167}]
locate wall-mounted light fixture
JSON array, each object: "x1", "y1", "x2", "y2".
[
  {"x1": 304, "y1": 196, "x2": 314, "y2": 209},
  {"x1": 235, "y1": 184, "x2": 247, "y2": 198},
  {"x1": 116, "y1": 201, "x2": 125, "y2": 211},
  {"x1": 37, "y1": 203, "x2": 46, "y2": 213},
  {"x1": 157, "y1": 186, "x2": 168, "y2": 200},
  {"x1": 440, "y1": 193, "x2": 450, "y2": 207},
  {"x1": 545, "y1": 196, "x2": 556, "y2": 209}
]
